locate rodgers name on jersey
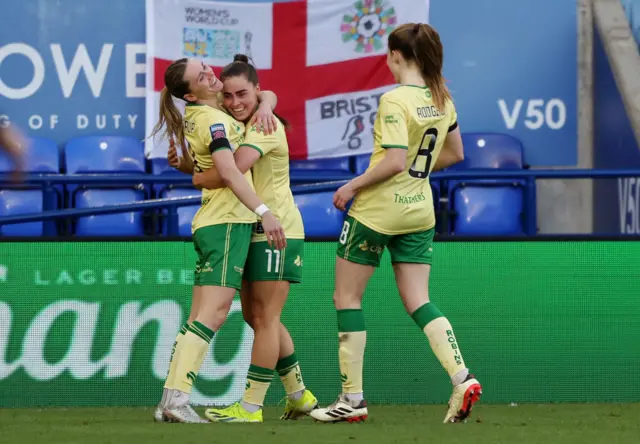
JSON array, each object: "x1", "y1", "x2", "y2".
[{"x1": 349, "y1": 85, "x2": 458, "y2": 235}]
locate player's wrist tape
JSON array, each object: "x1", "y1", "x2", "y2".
[{"x1": 254, "y1": 204, "x2": 270, "y2": 217}]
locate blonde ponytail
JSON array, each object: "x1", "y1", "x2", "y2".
[
  {"x1": 149, "y1": 58, "x2": 190, "y2": 151},
  {"x1": 150, "y1": 87, "x2": 186, "y2": 151}
]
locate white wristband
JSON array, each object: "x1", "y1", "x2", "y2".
[{"x1": 254, "y1": 204, "x2": 270, "y2": 217}]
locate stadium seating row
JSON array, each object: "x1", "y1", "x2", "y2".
[{"x1": 0, "y1": 133, "x2": 531, "y2": 237}]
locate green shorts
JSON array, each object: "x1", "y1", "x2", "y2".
[
  {"x1": 192, "y1": 223, "x2": 253, "y2": 289},
  {"x1": 336, "y1": 216, "x2": 435, "y2": 267},
  {"x1": 244, "y1": 239, "x2": 304, "y2": 283}
]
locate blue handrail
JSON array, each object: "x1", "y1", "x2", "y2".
[
  {"x1": 0, "y1": 168, "x2": 639, "y2": 185},
  {"x1": 0, "y1": 168, "x2": 639, "y2": 235},
  {"x1": 0, "y1": 180, "x2": 352, "y2": 231}
]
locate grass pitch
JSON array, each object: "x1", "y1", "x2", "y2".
[{"x1": 2, "y1": 404, "x2": 639, "y2": 444}]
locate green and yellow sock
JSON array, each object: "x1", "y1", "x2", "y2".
[
  {"x1": 337, "y1": 309, "x2": 366, "y2": 396},
  {"x1": 173, "y1": 321, "x2": 215, "y2": 394},
  {"x1": 412, "y1": 303, "x2": 467, "y2": 383},
  {"x1": 164, "y1": 323, "x2": 189, "y2": 390},
  {"x1": 242, "y1": 364, "x2": 274, "y2": 411},
  {"x1": 276, "y1": 353, "x2": 305, "y2": 398}
]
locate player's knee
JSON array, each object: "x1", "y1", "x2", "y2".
[
  {"x1": 333, "y1": 290, "x2": 361, "y2": 310},
  {"x1": 195, "y1": 304, "x2": 230, "y2": 331},
  {"x1": 250, "y1": 304, "x2": 280, "y2": 331}
]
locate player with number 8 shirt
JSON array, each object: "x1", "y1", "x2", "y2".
[{"x1": 311, "y1": 23, "x2": 482, "y2": 425}]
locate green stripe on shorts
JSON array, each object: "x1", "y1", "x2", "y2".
[{"x1": 192, "y1": 223, "x2": 253, "y2": 290}]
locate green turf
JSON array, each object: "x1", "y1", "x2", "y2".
[{"x1": 2, "y1": 404, "x2": 639, "y2": 444}]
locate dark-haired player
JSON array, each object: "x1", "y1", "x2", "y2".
[{"x1": 311, "y1": 23, "x2": 482, "y2": 424}]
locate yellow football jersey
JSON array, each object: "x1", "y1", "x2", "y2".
[
  {"x1": 349, "y1": 85, "x2": 458, "y2": 235},
  {"x1": 241, "y1": 121, "x2": 304, "y2": 242},
  {"x1": 183, "y1": 103, "x2": 257, "y2": 233}
]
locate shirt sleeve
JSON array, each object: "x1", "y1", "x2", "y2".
[
  {"x1": 378, "y1": 99, "x2": 409, "y2": 149},
  {"x1": 240, "y1": 124, "x2": 278, "y2": 157},
  {"x1": 448, "y1": 104, "x2": 458, "y2": 133}
]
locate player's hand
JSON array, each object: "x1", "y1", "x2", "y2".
[
  {"x1": 167, "y1": 139, "x2": 181, "y2": 169},
  {"x1": 333, "y1": 182, "x2": 356, "y2": 211},
  {"x1": 192, "y1": 173, "x2": 204, "y2": 190},
  {"x1": 249, "y1": 104, "x2": 278, "y2": 135},
  {"x1": 260, "y1": 212, "x2": 287, "y2": 250}
]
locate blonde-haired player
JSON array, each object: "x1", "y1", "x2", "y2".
[
  {"x1": 190, "y1": 54, "x2": 318, "y2": 423},
  {"x1": 311, "y1": 23, "x2": 482, "y2": 424},
  {"x1": 150, "y1": 57, "x2": 286, "y2": 423}
]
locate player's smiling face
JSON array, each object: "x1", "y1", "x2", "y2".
[
  {"x1": 222, "y1": 75, "x2": 259, "y2": 123},
  {"x1": 182, "y1": 58, "x2": 222, "y2": 102}
]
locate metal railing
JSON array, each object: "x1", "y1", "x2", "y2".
[{"x1": 0, "y1": 168, "x2": 638, "y2": 236}]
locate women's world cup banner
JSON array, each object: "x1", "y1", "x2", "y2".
[{"x1": 144, "y1": 0, "x2": 430, "y2": 160}]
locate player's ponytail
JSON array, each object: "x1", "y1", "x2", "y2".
[
  {"x1": 150, "y1": 58, "x2": 190, "y2": 151},
  {"x1": 388, "y1": 23, "x2": 452, "y2": 113},
  {"x1": 222, "y1": 53, "x2": 290, "y2": 129}
]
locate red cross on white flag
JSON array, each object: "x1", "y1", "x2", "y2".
[{"x1": 145, "y1": 0, "x2": 430, "y2": 160}]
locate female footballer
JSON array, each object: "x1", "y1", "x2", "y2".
[
  {"x1": 310, "y1": 23, "x2": 482, "y2": 424},
  {"x1": 150, "y1": 57, "x2": 286, "y2": 423},
  {"x1": 185, "y1": 54, "x2": 318, "y2": 423}
]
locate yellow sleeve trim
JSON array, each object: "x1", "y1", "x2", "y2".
[
  {"x1": 212, "y1": 146, "x2": 232, "y2": 153},
  {"x1": 240, "y1": 143, "x2": 264, "y2": 157},
  {"x1": 381, "y1": 144, "x2": 408, "y2": 150}
]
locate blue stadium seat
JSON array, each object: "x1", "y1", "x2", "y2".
[
  {"x1": 151, "y1": 157, "x2": 192, "y2": 198},
  {"x1": 0, "y1": 190, "x2": 43, "y2": 236},
  {"x1": 0, "y1": 137, "x2": 60, "y2": 235},
  {"x1": 431, "y1": 181, "x2": 441, "y2": 207},
  {"x1": 162, "y1": 188, "x2": 201, "y2": 236},
  {"x1": 451, "y1": 186, "x2": 524, "y2": 235},
  {"x1": 75, "y1": 189, "x2": 145, "y2": 236},
  {"x1": 290, "y1": 158, "x2": 354, "y2": 183},
  {"x1": 445, "y1": 133, "x2": 529, "y2": 235},
  {"x1": 455, "y1": 133, "x2": 525, "y2": 170},
  {"x1": 0, "y1": 137, "x2": 59, "y2": 173},
  {"x1": 353, "y1": 154, "x2": 370, "y2": 175},
  {"x1": 294, "y1": 192, "x2": 345, "y2": 238},
  {"x1": 64, "y1": 135, "x2": 146, "y2": 174},
  {"x1": 64, "y1": 135, "x2": 147, "y2": 200}
]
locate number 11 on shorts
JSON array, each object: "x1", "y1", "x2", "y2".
[{"x1": 265, "y1": 249, "x2": 280, "y2": 273}]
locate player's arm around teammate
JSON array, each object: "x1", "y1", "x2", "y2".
[
  {"x1": 163, "y1": 65, "x2": 283, "y2": 345},
  {"x1": 167, "y1": 88, "x2": 279, "y2": 175},
  {"x1": 149, "y1": 57, "x2": 285, "y2": 424},
  {"x1": 193, "y1": 54, "x2": 318, "y2": 423},
  {"x1": 311, "y1": 24, "x2": 481, "y2": 425}
]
